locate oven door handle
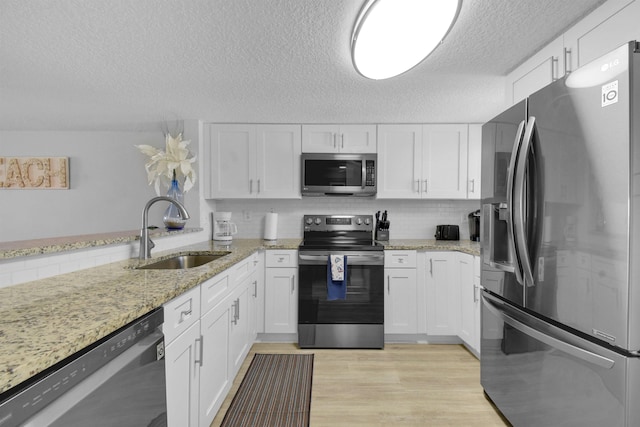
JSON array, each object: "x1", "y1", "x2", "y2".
[{"x1": 298, "y1": 253, "x2": 384, "y2": 265}]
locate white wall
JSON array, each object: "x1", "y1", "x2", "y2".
[
  {"x1": 210, "y1": 198, "x2": 480, "y2": 241},
  {"x1": 0, "y1": 123, "x2": 201, "y2": 242}
]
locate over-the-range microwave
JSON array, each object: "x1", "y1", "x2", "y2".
[{"x1": 301, "y1": 153, "x2": 377, "y2": 197}]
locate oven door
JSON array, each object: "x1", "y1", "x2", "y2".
[{"x1": 298, "y1": 251, "x2": 384, "y2": 325}]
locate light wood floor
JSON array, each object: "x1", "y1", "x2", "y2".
[{"x1": 211, "y1": 343, "x2": 510, "y2": 427}]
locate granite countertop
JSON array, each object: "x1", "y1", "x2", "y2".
[
  {"x1": 0, "y1": 237, "x2": 478, "y2": 395},
  {"x1": 0, "y1": 238, "x2": 300, "y2": 395},
  {"x1": 380, "y1": 239, "x2": 480, "y2": 256}
]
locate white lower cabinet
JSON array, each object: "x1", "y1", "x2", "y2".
[
  {"x1": 384, "y1": 251, "x2": 418, "y2": 335},
  {"x1": 264, "y1": 250, "x2": 298, "y2": 334},
  {"x1": 165, "y1": 255, "x2": 260, "y2": 427},
  {"x1": 424, "y1": 252, "x2": 459, "y2": 336},
  {"x1": 457, "y1": 253, "x2": 481, "y2": 356}
]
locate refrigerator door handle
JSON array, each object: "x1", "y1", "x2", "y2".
[
  {"x1": 506, "y1": 119, "x2": 526, "y2": 286},
  {"x1": 483, "y1": 294, "x2": 615, "y2": 370},
  {"x1": 513, "y1": 117, "x2": 537, "y2": 290}
]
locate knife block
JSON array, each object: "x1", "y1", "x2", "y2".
[{"x1": 375, "y1": 228, "x2": 389, "y2": 241}]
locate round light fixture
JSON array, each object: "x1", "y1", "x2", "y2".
[{"x1": 351, "y1": 0, "x2": 461, "y2": 80}]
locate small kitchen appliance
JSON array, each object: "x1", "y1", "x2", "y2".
[
  {"x1": 435, "y1": 224, "x2": 459, "y2": 240},
  {"x1": 468, "y1": 210, "x2": 480, "y2": 241},
  {"x1": 213, "y1": 212, "x2": 238, "y2": 242},
  {"x1": 301, "y1": 153, "x2": 377, "y2": 197}
]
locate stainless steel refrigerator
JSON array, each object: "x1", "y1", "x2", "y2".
[{"x1": 481, "y1": 41, "x2": 640, "y2": 426}]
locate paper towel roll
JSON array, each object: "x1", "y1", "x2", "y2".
[{"x1": 264, "y1": 213, "x2": 278, "y2": 240}]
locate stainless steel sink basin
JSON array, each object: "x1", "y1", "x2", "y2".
[{"x1": 137, "y1": 252, "x2": 231, "y2": 270}]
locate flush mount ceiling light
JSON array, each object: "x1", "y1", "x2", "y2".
[{"x1": 351, "y1": 0, "x2": 461, "y2": 80}]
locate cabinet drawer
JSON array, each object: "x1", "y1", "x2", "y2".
[
  {"x1": 266, "y1": 250, "x2": 298, "y2": 267},
  {"x1": 231, "y1": 256, "x2": 253, "y2": 285},
  {"x1": 384, "y1": 250, "x2": 417, "y2": 268},
  {"x1": 163, "y1": 286, "x2": 201, "y2": 344},
  {"x1": 201, "y1": 271, "x2": 232, "y2": 314}
]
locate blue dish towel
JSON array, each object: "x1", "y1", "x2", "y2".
[{"x1": 327, "y1": 256, "x2": 347, "y2": 300}]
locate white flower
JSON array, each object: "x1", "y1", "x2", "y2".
[{"x1": 136, "y1": 133, "x2": 197, "y2": 195}]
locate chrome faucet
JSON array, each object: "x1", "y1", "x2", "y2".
[{"x1": 139, "y1": 196, "x2": 190, "y2": 260}]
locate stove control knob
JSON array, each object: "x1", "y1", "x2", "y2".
[
  {"x1": 314, "y1": 217, "x2": 322, "y2": 225},
  {"x1": 355, "y1": 217, "x2": 363, "y2": 225},
  {"x1": 364, "y1": 218, "x2": 371, "y2": 225},
  {"x1": 305, "y1": 217, "x2": 313, "y2": 225}
]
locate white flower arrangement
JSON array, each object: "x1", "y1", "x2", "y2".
[{"x1": 136, "y1": 133, "x2": 197, "y2": 195}]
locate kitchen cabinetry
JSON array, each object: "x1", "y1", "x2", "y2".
[
  {"x1": 384, "y1": 251, "x2": 418, "y2": 334},
  {"x1": 458, "y1": 253, "x2": 481, "y2": 356},
  {"x1": 204, "y1": 124, "x2": 301, "y2": 199},
  {"x1": 264, "y1": 250, "x2": 298, "y2": 334},
  {"x1": 377, "y1": 124, "x2": 469, "y2": 199},
  {"x1": 424, "y1": 252, "x2": 459, "y2": 336},
  {"x1": 506, "y1": 0, "x2": 639, "y2": 105},
  {"x1": 564, "y1": 0, "x2": 640, "y2": 72},
  {"x1": 166, "y1": 254, "x2": 260, "y2": 427},
  {"x1": 467, "y1": 124, "x2": 482, "y2": 200},
  {"x1": 302, "y1": 124, "x2": 376, "y2": 153},
  {"x1": 164, "y1": 287, "x2": 202, "y2": 427}
]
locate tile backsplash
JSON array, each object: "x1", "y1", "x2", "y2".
[{"x1": 213, "y1": 199, "x2": 480, "y2": 241}]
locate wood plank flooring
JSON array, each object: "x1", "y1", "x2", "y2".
[{"x1": 211, "y1": 343, "x2": 510, "y2": 427}]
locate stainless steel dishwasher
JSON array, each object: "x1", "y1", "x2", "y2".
[{"x1": 0, "y1": 308, "x2": 167, "y2": 427}]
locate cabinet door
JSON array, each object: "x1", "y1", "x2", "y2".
[
  {"x1": 253, "y1": 251, "x2": 266, "y2": 334},
  {"x1": 564, "y1": 0, "x2": 640, "y2": 71},
  {"x1": 422, "y1": 124, "x2": 468, "y2": 199},
  {"x1": 255, "y1": 124, "x2": 302, "y2": 198},
  {"x1": 467, "y1": 124, "x2": 482, "y2": 200},
  {"x1": 457, "y1": 253, "x2": 475, "y2": 349},
  {"x1": 339, "y1": 124, "x2": 377, "y2": 153},
  {"x1": 377, "y1": 124, "x2": 422, "y2": 198},
  {"x1": 302, "y1": 124, "x2": 340, "y2": 152},
  {"x1": 264, "y1": 267, "x2": 298, "y2": 333},
  {"x1": 205, "y1": 124, "x2": 255, "y2": 198},
  {"x1": 507, "y1": 36, "x2": 564, "y2": 104},
  {"x1": 384, "y1": 268, "x2": 418, "y2": 334},
  {"x1": 425, "y1": 252, "x2": 459, "y2": 335},
  {"x1": 165, "y1": 320, "x2": 201, "y2": 427},
  {"x1": 199, "y1": 302, "x2": 231, "y2": 427},
  {"x1": 228, "y1": 282, "x2": 251, "y2": 376}
]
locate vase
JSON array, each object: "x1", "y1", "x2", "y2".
[{"x1": 163, "y1": 172, "x2": 187, "y2": 230}]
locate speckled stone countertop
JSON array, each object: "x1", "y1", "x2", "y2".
[
  {"x1": 0, "y1": 228, "x2": 204, "y2": 260},
  {"x1": 0, "y1": 237, "x2": 478, "y2": 395},
  {"x1": 379, "y1": 239, "x2": 480, "y2": 256},
  {"x1": 0, "y1": 238, "x2": 300, "y2": 395}
]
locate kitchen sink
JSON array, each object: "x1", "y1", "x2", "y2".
[{"x1": 136, "y1": 252, "x2": 231, "y2": 270}]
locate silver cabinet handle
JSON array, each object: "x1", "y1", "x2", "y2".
[
  {"x1": 291, "y1": 275, "x2": 296, "y2": 293},
  {"x1": 423, "y1": 179, "x2": 428, "y2": 193},
  {"x1": 387, "y1": 275, "x2": 390, "y2": 294},
  {"x1": 194, "y1": 335, "x2": 203, "y2": 367},
  {"x1": 341, "y1": 134, "x2": 345, "y2": 149},
  {"x1": 564, "y1": 47, "x2": 572, "y2": 75},
  {"x1": 469, "y1": 179, "x2": 475, "y2": 194},
  {"x1": 236, "y1": 298, "x2": 240, "y2": 321},
  {"x1": 249, "y1": 179, "x2": 253, "y2": 194},
  {"x1": 253, "y1": 280, "x2": 258, "y2": 298},
  {"x1": 430, "y1": 258, "x2": 433, "y2": 276},
  {"x1": 180, "y1": 309, "x2": 192, "y2": 322},
  {"x1": 232, "y1": 299, "x2": 239, "y2": 325},
  {"x1": 257, "y1": 179, "x2": 261, "y2": 194},
  {"x1": 473, "y1": 284, "x2": 478, "y2": 302},
  {"x1": 415, "y1": 179, "x2": 421, "y2": 193},
  {"x1": 551, "y1": 56, "x2": 558, "y2": 81}
]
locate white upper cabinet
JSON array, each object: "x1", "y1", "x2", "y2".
[
  {"x1": 302, "y1": 124, "x2": 377, "y2": 153},
  {"x1": 378, "y1": 124, "x2": 469, "y2": 199},
  {"x1": 205, "y1": 124, "x2": 301, "y2": 199},
  {"x1": 507, "y1": 36, "x2": 565, "y2": 105},
  {"x1": 563, "y1": 0, "x2": 640, "y2": 71},
  {"x1": 467, "y1": 124, "x2": 482, "y2": 200},
  {"x1": 506, "y1": 0, "x2": 640, "y2": 106}
]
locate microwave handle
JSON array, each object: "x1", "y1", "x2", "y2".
[{"x1": 361, "y1": 161, "x2": 366, "y2": 189}]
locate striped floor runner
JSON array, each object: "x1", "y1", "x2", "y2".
[{"x1": 221, "y1": 353, "x2": 314, "y2": 427}]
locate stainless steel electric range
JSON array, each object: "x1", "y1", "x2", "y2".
[{"x1": 297, "y1": 214, "x2": 384, "y2": 349}]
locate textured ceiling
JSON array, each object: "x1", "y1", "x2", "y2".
[{"x1": 0, "y1": 0, "x2": 606, "y2": 131}]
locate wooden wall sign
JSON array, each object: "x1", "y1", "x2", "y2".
[{"x1": 0, "y1": 157, "x2": 69, "y2": 189}]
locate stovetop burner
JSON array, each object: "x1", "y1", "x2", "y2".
[{"x1": 300, "y1": 214, "x2": 382, "y2": 251}]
